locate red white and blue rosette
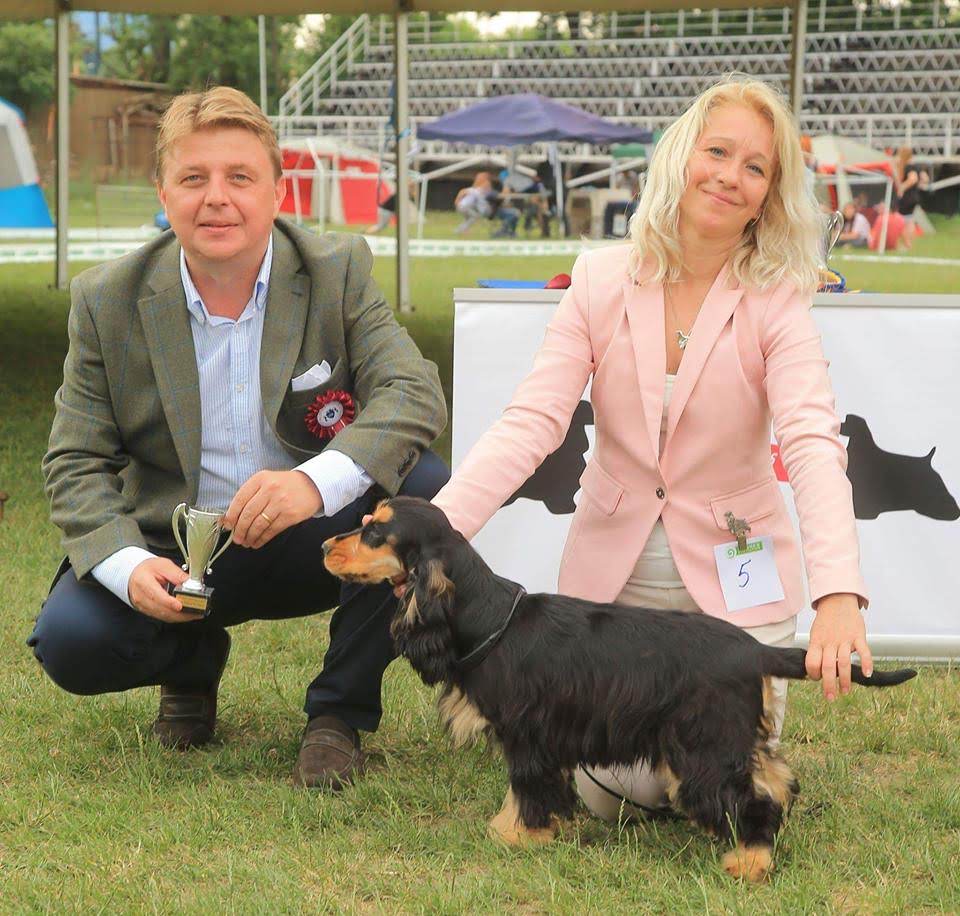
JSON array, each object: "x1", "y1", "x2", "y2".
[{"x1": 305, "y1": 390, "x2": 356, "y2": 440}]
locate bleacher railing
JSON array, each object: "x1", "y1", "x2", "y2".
[
  {"x1": 373, "y1": 1, "x2": 954, "y2": 42},
  {"x1": 278, "y1": 6, "x2": 960, "y2": 158},
  {"x1": 280, "y1": 15, "x2": 369, "y2": 121},
  {"x1": 274, "y1": 111, "x2": 959, "y2": 159}
]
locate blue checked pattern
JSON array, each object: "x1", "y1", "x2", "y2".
[{"x1": 42, "y1": 222, "x2": 447, "y2": 580}]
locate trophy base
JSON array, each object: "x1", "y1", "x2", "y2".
[{"x1": 168, "y1": 583, "x2": 214, "y2": 617}]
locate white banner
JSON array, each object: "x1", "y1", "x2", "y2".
[{"x1": 451, "y1": 289, "x2": 960, "y2": 659}]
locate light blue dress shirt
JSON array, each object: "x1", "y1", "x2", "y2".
[{"x1": 92, "y1": 237, "x2": 373, "y2": 606}]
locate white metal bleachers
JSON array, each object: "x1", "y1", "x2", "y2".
[{"x1": 277, "y1": 10, "x2": 960, "y2": 159}]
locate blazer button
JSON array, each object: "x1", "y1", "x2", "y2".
[{"x1": 655, "y1": 486, "x2": 665, "y2": 499}]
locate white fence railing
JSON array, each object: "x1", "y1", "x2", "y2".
[
  {"x1": 279, "y1": 15, "x2": 370, "y2": 120},
  {"x1": 274, "y1": 112, "x2": 960, "y2": 159}
]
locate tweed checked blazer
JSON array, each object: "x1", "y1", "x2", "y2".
[{"x1": 43, "y1": 219, "x2": 447, "y2": 580}]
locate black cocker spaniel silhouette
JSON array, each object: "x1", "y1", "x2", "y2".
[
  {"x1": 840, "y1": 414, "x2": 959, "y2": 521},
  {"x1": 504, "y1": 405, "x2": 958, "y2": 525},
  {"x1": 505, "y1": 400, "x2": 594, "y2": 514}
]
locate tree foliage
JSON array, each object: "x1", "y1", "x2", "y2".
[
  {"x1": 0, "y1": 22, "x2": 56, "y2": 114},
  {"x1": 100, "y1": 13, "x2": 313, "y2": 111}
]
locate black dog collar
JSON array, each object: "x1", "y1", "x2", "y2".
[{"x1": 456, "y1": 586, "x2": 526, "y2": 672}]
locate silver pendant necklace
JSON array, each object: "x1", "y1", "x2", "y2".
[{"x1": 665, "y1": 284, "x2": 692, "y2": 351}]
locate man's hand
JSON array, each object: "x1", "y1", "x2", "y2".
[
  {"x1": 129, "y1": 557, "x2": 193, "y2": 622},
  {"x1": 805, "y1": 592, "x2": 873, "y2": 701},
  {"x1": 224, "y1": 470, "x2": 323, "y2": 548}
]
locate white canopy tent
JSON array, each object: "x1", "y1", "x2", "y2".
[{"x1": 0, "y1": 0, "x2": 809, "y2": 307}]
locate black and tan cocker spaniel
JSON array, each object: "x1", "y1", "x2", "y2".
[{"x1": 322, "y1": 496, "x2": 916, "y2": 881}]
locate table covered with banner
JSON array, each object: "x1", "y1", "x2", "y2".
[{"x1": 450, "y1": 287, "x2": 960, "y2": 660}]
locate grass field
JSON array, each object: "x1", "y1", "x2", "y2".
[{"x1": 1, "y1": 226, "x2": 958, "y2": 913}]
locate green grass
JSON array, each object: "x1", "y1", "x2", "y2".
[{"x1": 1, "y1": 240, "x2": 959, "y2": 912}]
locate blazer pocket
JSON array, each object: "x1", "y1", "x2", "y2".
[
  {"x1": 286, "y1": 360, "x2": 346, "y2": 409},
  {"x1": 578, "y1": 460, "x2": 625, "y2": 516},
  {"x1": 709, "y1": 478, "x2": 782, "y2": 529}
]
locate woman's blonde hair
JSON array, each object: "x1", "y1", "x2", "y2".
[
  {"x1": 627, "y1": 76, "x2": 821, "y2": 295},
  {"x1": 155, "y1": 86, "x2": 282, "y2": 182},
  {"x1": 895, "y1": 145, "x2": 913, "y2": 184}
]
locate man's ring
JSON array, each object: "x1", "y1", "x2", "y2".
[{"x1": 260, "y1": 512, "x2": 274, "y2": 524}]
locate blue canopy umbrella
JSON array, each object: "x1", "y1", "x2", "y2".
[{"x1": 417, "y1": 93, "x2": 653, "y2": 146}]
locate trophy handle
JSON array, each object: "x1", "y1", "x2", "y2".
[
  {"x1": 207, "y1": 525, "x2": 235, "y2": 569},
  {"x1": 171, "y1": 502, "x2": 189, "y2": 565}
]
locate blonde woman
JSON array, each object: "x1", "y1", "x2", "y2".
[{"x1": 432, "y1": 77, "x2": 873, "y2": 819}]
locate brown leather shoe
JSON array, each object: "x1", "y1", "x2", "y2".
[
  {"x1": 152, "y1": 630, "x2": 231, "y2": 750},
  {"x1": 293, "y1": 715, "x2": 364, "y2": 790}
]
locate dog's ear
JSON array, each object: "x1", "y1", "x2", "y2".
[{"x1": 391, "y1": 557, "x2": 456, "y2": 686}]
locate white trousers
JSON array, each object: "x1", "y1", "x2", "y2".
[{"x1": 574, "y1": 577, "x2": 797, "y2": 821}]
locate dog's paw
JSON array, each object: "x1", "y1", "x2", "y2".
[
  {"x1": 721, "y1": 844, "x2": 773, "y2": 882},
  {"x1": 487, "y1": 790, "x2": 557, "y2": 847}
]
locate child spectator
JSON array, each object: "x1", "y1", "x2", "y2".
[{"x1": 836, "y1": 201, "x2": 870, "y2": 248}]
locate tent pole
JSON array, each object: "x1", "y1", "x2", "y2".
[
  {"x1": 258, "y1": 16, "x2": 268, "y2": 113},
  {"x1": 55, "y1": 3, "x2": 70, "y2": 290},
  {"x1": 553, "y1": 143, "x2": 565, "y2": 238},
  {"x1": 394, "y1": 9, "x2": 411, "y2": 312},
  {"x1": 878, "y1": 175, "x2": 892, "y2": 256},
  {"x1": 418, "y1": 177, "x2": 428, "y2": 239},
  {"x1": 788, "y1": 0, "x2": 808, "y2": 116}
]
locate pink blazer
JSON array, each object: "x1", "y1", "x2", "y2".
[{"x1": 433, "y1": 244, "x2": 868, "y2": 627}]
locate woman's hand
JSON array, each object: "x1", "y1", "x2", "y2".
[{"x1": 805, "y1": 592, "x2": 873, "y2": 701}]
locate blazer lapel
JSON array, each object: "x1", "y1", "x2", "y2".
[
  {"x1": 260, "y1": 227, "x2": 311, "y2": 430},
  {"x1": 622, "y1": 278, "x2": 667, "y2": 461},
  {"x1": 664, "y1": 264, "x2": 744, "y2": 449},
  {"x1": 138, "y1": 240, "x2": 202, "y2": 495}
]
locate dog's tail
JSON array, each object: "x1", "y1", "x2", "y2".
[{"x1": 760, "y1": 646, "x2": 917, "y2": 687}]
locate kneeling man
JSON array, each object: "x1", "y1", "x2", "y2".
[{"x1": 28, "y1": 86, "x2": 448, "y2": 789}]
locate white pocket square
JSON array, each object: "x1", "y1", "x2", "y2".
[{"x1": 291, "y1": 360, "x2": 332, "y2": 392}]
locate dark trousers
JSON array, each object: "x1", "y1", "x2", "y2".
[{"x1": 27, "y1": 450, "x2": 450, "y2": 733}]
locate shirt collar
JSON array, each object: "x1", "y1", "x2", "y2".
[{"x1": 180, "y1": 234, "x2": 274, "y2": 325}]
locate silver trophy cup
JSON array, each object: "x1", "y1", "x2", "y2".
[
  {"x1": 170, "y1": 503, "x2": 234, "y2": 615},
  {"x1": 820, "y1": 210, "x2": 845, "y2": 269}
]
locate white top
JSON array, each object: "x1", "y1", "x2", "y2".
[
  {"x1": 626, "y1": 374, "x2": 685, "y2": 588},
  {"x1": 847, "y1": 211, "x2": 871, "y2": 242}
]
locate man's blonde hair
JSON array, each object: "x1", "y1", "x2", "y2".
[
  {"x1": 628, "y1": 75, "x2": 822, "y2": 295},
  {"x1": 155, "y1": 86, "x2": 282, "y2": 182}
]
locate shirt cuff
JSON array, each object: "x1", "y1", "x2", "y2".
[
  {"x1": 91, "y1": 546, "x2": 158, "y2": 608},
  {"x1": 295, "y1": 449, "x2": 374, "y2": 518}
]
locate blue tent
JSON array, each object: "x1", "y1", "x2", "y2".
[
  {"x1": 418, "y1": 94, "x2": 650, "y2": 239},
  {"x1": 417, "y1": 94, "x2": 653, "y2": 146},
  {"x1": 0, "y1": 96, "x2": 54, "y2": 228}
]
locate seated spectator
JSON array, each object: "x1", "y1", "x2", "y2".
[
  {"x1": 868, "y1": 203, "x2": 906, "y2": 251},
  {"x1": 496, "y1": 167, "x2": 548, "y2": 236},
  {"x1": 489, "y1": 179, "x2": 520, "y2": 239},
  {"x1": 454, "y1": 172, "x2": 495, "y2": 234},
  {"x1": 836, "y1": 202, "x2": 870, "y2": 248}
]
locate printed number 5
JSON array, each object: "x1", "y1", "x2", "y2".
[{"x1": 738, "y1": 559, "x2": 751, "y2": 588}]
